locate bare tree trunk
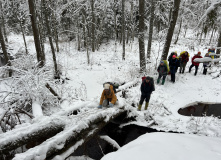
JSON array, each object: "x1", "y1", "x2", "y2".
[
  {"x1": 0, "y1": 26, "x2": 8, "y2": 63},
  {"x1": 174, "y1": 18, "x2": 182, "y2": 45},
  {"x1": 19, "y1": 21, "x2": 28, "y2": 54},
  {"x1": 0, "y1": 2, "x2": 8, "y2": 43},
  {"x1": 216, "y1": 30, "x2": 221, "y2": 56},
  {"x1": 199, "y1": 24, "x2": 204, "y2": 45},
  {"x1": 91, "y1": 0, "x2": 95, "y2": 52},
  {"x1": 183, "y1": 25, "x2": 187, "y2": 38},
  {"x1": 50, "y1": 11, "x2": 59, "y2": 52},
  {"x1": 77, "y1": 18, "x2": 81, "y2": 51},
  {"x1": 0, "y1": 121, "x2": 64, "y2": 154},
  {"x1": 122, "y1": 0, "x2": 125, "y2": 60},
  {"x1": 28, "y1": 0, "x2": 45, "y2": 67},
  {"x1": 87, "y1": 37, "x2": 90, "y2": 65},
  {"x1": 161, "y1": 0, "x2": 181, "y2": 60},
  {"x1": 139, "y1": 0, "x2": 146, "y2": 72},
  {"x1": 130, "y1": 1, "x2": 135, "y2": 42},
  {"x1": 209, "y1": 25, "x2": 215, "y2": 45},
  {"x1": 1, "y1": 16, "x2": 8, "y2": 43},
  {"x1": 81, "y1": 9, "x2": 87, "y2": 48},
  {"x1": 0, "y1": 25, "x2": 12, "y2": 76},
  {"x1": 42, "y1": 0, "x2": 59, "y2": 78},
  {"x1": 147, "y1": 0, "x2": 155, "y2": 59}
]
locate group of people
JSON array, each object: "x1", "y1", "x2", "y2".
[
  {"x1": 157, "y1": 48, "x2": 215, "y2": 85},
  {"x1": 97, "y1": 47, "x2": 216, "y2": 111}
]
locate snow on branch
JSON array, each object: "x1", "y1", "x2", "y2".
[
  {"x1": 100, "y1": 135, "x2": 121, "y2": 149},
  {"x1": 196, "y1": 0, "x2": 221, "y2": 27}
]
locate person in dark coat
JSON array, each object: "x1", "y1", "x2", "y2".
[
  {"x1": 179, "y1": 51, "x2": 189, "y2": 74},
  {"x1": 169, "y1": 55, "x2": 179, "y2": 83},
  {"x1": 157, "y1": 61, "x2": 168, "y2": 85},
  {"x1": 203, "y1": 53, "x2": 212, "y2": 75},
  {"x1": 189, "y1": 52, "x2": 203, "y2": 76},
  {"x1": 138, "y1": 77, "x2": 154, "y2": 111},
  {"x1": 168, "y1": 51, "x2": 177, "y2": 66}
]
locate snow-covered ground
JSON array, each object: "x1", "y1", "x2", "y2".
[
  {"x1": 0, "y1": 32, "x2": 221, "y2": 160},
  {"x1": 101, "y1": 132, "x2": 221, "y2": 160}
]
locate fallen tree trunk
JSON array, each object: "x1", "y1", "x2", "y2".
[
  {"x1": 0, "y1": 117, "x2": 65, "y2": 154},
  {"x1": 13, "y1": 108, "x2": 127, "y2": 160}
]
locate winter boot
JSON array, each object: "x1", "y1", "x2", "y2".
[
  {"x1": 162, "y1": 80, "x2": 165, "y2": 85},
  {"x1": 144, "y1": 103, "x2": 149, "y2": 110},
  {"x1": 137, "y1": 104, "x2": 142, "y2": 111},
  {"x1": 157, "y1": 79, "x2": 160, "y2": 84}
]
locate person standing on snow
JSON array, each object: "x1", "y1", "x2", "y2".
[
  {"x1": 98, "y1": 83, "x2": 117, "y2": 108},
  {"x1": 169, "y1": 55, "x2": 179, "y2": 83},
  {"x1": 189, "y1": 52, "x2": 202, "y2": 76},
  {"x1": 179, "y1": 51, "x2": 189, "y2": 74},
  {"x1": 203, "y1": 53, "x2": 212, "y2": 75},
  {"x1": 168, "y1": 51, "x2": 178, "y2": 66},
  {"x1": 157, "y1": 61, "x2": 168, "y2": 85},
  {"x1": 138, "y1": 77, "x2": 155, "y2": 111}
]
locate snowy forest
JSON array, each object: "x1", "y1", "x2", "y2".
[{"x1": 0, "y1": 0, "x2": 221, "y2": 160}]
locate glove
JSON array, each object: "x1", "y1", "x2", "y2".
[
  {"x1": 98, "y1": 105, "x2": 102, "y2": 109},
  {"x1": 109, "y1": 103, "x2": 114, "y2": 107}
]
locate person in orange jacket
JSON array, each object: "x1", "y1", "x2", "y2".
[
  {"x1": 189, "y1": 52, "x2": 202, "y2": 76},
  {"x1": 98, "y1": 83, "x2": 117, "y2": 108}
]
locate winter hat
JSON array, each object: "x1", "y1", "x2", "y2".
[
  {"x1": 172, "y1": 55, "x2": 176, "y2": 58},
  {"x1": 160, "y1": 61, "x2": 164, "y2": 64},
  {"x1": 197, "y1": 52, "x2": 201, "y2": 55},
  {"x1": 104, "y1": 83, "x2": 110, "y2": 90},
  {"x1": 146, "y1": 76, "x2": 151, "y2": 81}
]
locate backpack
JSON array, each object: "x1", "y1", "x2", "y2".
[
  {"x1": 103, "y1": 82, "x2": 119, "y2": 93},
  {"x1": 141, "y1": 76, "x2": 155, "y2": 91}
]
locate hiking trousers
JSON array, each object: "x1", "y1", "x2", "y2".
[
  {"x1": 139, "y1": 94, "x2": 151, "y2": 105},
  {"x1": 203, "y1": 65, "x2": 208, "y2": 75},
  {"x1": 171, "y1": 73, "x2": 176, "y2": 82},
  {"x1": 189, "y1": 64, "x2": 199, "y2": 75},
  {"x1": 157, "y1": 74, "x2": 166, "y2": 81},
  {"x1": 179, "y1": 62, "x2": 187, "y2": 73}
]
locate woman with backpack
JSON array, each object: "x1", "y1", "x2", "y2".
[
  {"x1": 98, "y1": 83, "x2": 117, "y2": 108},
  {"x1": 138, "y1": 77, "x2": 155, "y2": 111},
  {"x1": 169, "y1": 55, "x2": 180, "y2": 83},
  {"x1": 157, "y1": 61, "x2": 168, "y2": 85},
  {"x1": 179, "y1": 51, "x2": 189, "y2": 74}
]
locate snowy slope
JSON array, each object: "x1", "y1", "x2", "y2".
[{"x1": 0, "y1": 33, "x2": 221, "y2": 160}]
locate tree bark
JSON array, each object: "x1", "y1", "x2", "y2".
[
  {"x1": 122, "y1": 0, "x2": 125, "y2": 60},
  {"x1": 147, "y1": 0, "x2": 155, "y2": 59},
  {"x1": 161, "y1": 0, "x2": 181, "y2": 60},
  {"x1": 49, "y1": 110, "x2": 126, "y2": 159},
  {"x1": 0, "y1": 1, "x2": 8, "y2": 43},
  {"x1": 209, "y1": 25, "x2": 215, "y2": 45},
  {"x1": 174, "y1": 18, "x2": 182, "y2": 45},
  {"x1": 0, "y1": 26, "x2": 9, "y2": 64},
  {"x1": 0, "y1": 121, "x2": 64, "y2": 154},
  {"x1": 42, "y1": 0, "x2": 59, "y2": 78},
  {"x1": 28, "y1": 0, "x2": 45, "y2": 67},
  {"x1": 19, "y1": 20, "x2": 28, "y2": 54},
  {"x1": 216, "y1": 30, "x2": 221, "y2": 56},
  {"x1": 91, "y1": 0, "x2": 95, "y2": 52},
  {"x1": 0, "y1": 25, "x2": 12, "y2": 76},
  {"x1": 139, "y1": 0, "x2": 146, "y2": 72}
]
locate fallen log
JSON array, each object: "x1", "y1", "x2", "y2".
[
  {"x1": 13, "y1": 108, "x2": 127, "y2": 160},
  {"x1": 0, "y1": 117, "x2": 65, "y2": 154}
]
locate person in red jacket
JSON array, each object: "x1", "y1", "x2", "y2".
[
  {"x1": 179, "y1": 51, "x2": 189, "y2": 74},
  {"x1": 189, "y1": 52, "x2": 202, "y2": 76}
]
